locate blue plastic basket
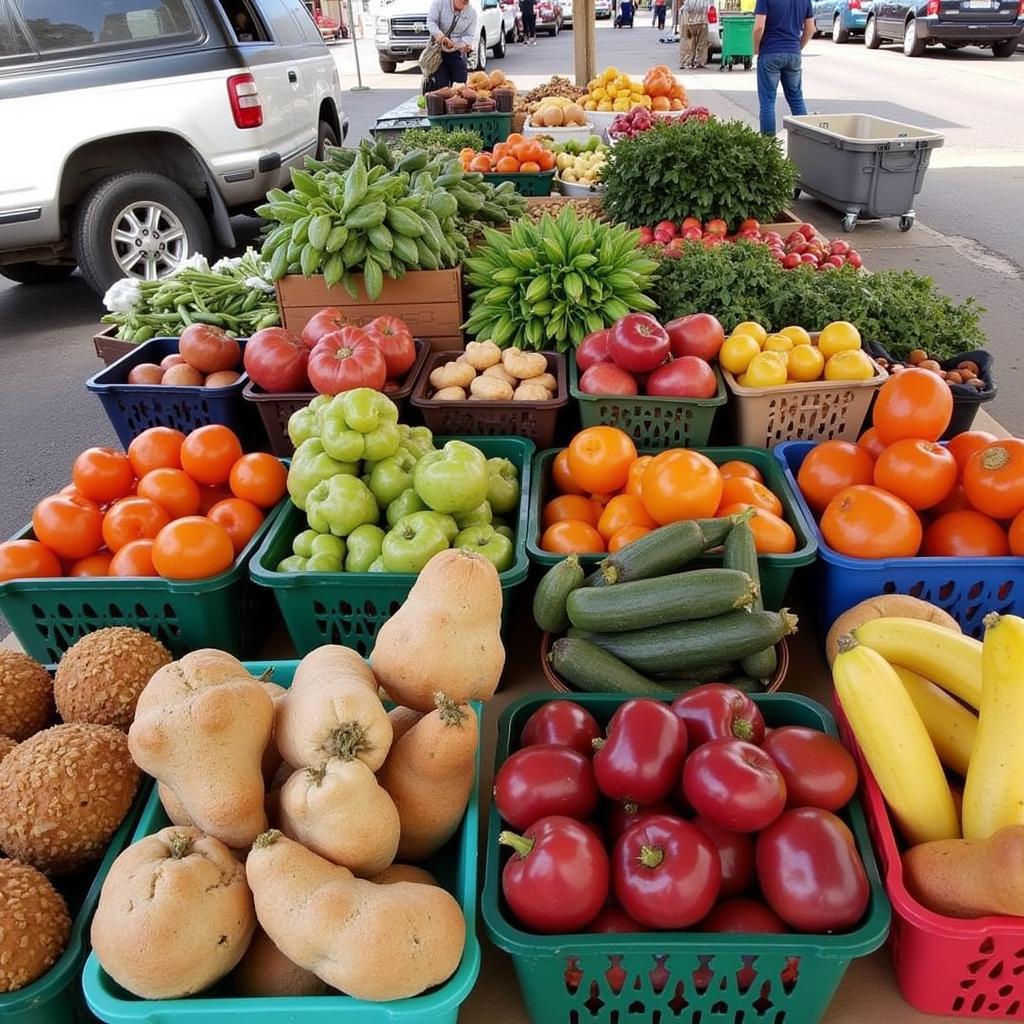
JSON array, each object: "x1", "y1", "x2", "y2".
[
  {"x1": 82, "y1": 660, "x2": 483, "y2": 1024},
  {"x1": 774, "y1": 440, "x2": 1024, "y2": 638},
  {"x1": 86, "y1": 336, "x2": 261, "y2": 448}
]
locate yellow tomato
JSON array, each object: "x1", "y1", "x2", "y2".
[
  {"x1": 779, "y1": 325, "x2": 813, "y2": 346},
  {"x1": 736, "y1": 373, "x2": 748, "y2": 387},
  {"x1": 745, "y1": 352, "x2": 789, "y2": 388},
  {"x1": 584, "y1": 99, "x2": 597, "y2": 110},
  {"x1": 818, "y1": 320, "x2": 862, "y2": 359},
  {"x1": 613, "y1": 99, "x2": 630, "y2": 111},
  {"x1": 787, "y1": 344, "x2": 826, "y2": 382},
  {"x1": 604, "y1": 67, "x2": 618, "y2": 81},
  {"x1": 597, "y1": 100, "x2": 613, "y2": 111},
  {"x1": 824, "y1": 349, "x2": 875, "y2": 381},
  {"x1": 606, "y1": 84, "x2": 619, "y2": 97},
  {"x1": 592, "y1": 86, "x2": 608, "y2": 101},
  {"x1": 732, "y1": 321, "x2": 768, "y2": 347},
  {"x1": 719, "y1": 333, "x2": 761, "y2": 376},
  {"x1": 763, "y1": 334, "x2": 794, "y2": 354}
]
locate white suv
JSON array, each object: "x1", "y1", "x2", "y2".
[{"x1": 0, "y1": 0, "x2": 346, "y2": 293}]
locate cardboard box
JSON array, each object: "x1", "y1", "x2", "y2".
[{"x1": 93, "y1": 325, "x2": 137, "y2": 365}]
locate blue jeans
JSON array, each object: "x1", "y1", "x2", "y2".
[{"x1": 756, "y1": 51, "x2": 807, "y2": 135}]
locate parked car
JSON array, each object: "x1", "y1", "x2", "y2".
[
  {"x1": 500, "y1": 0, "x2": 526, "y2": 39},
  {"x1": 0, "y1": 0, "x2": 345, "y2": 294},
  {"x1": 814, "y1": 0, "x2": 872, "y2": 39},
  {"x1": 314, "y1": 10, "x2": 344, "y2": 40},
  {"x1": 595, "y1": 0, "x2": 612, "y2": 16},
  {"x1": 376, "y1": 0, "x2": 510, "y2": 71},
  {"x1": 536, "y1": 0, "x2": 565, "y2": 33},
  {"x1": 865, "y1": 0, "x2": 1023, "y2": 55},
  {"x1": 562, "y1": 0, "x2": 574, "y2": 26}
]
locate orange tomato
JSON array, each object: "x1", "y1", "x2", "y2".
[
  {"x1": 543, "y1": 494, "x2": 601, "y2": 529},
  {"x1": 718, "y1": 460, "x2": 762, "y2": 483},
  {"x1": 589, "y1": 491, "x2": 620, "y2": 508},
  {"x1": 496, "y1": 155, "x2": 520, "y2": 173},
  {"x1": 567, "y1": 427, "x2": 637, "y2": 494},
  {"x1": 127, "y1": 427, "x2": 186, "y2": 477},
  {"x1": 820, "y1": 485, "x2": 922, "y2": 559},
  {"x1": 873, "y1": 439, "x2": 957, "y2": 511},
  {"x1": 640, "y1": 449, "x2": 723, "y2": 525},
  {"x1": 540, "y1": 519, "x2": 606, "y2": 554},
  {"x1": 207, "y1": 498, "x2": 265, "y2": 555},
  {"x1": 538, "y1": 149, "x2": 556, "y2": 172},
  {"x1": 1009, "y1": 510, "x2": 1024, "y2": 556},
  {"x1": 470, "y1": 154, "x2": 492, "y2": 173},
  {"x1": 921, "y1": 510, "x2": 1009, "y2": 557},
  {"x1": 109, "y1": 539, "x2": 158, "y2": 577},
  {"x1": 626, "y1": 455, "x2": 653, "y2": 497},
  {"x1": 179, "y1": 425, "x2": 243, "y2": 486},
  {"x1": 872, "y1": 368, "x2": 953, "y2": 445},
  {"x1": 717, "y1": 477, "x2": 783, "y2": 517},
  {"x1": 492, "y1": 142, "x2": 509, "y2": 160},
  {"x1": 72, "y1": 447, "x2": 134, "y2": 505},
  {"x1": 0, "y1": 539, "x2": 62, "y2": 582},
  {"x1": 459, "y1": 147, "x2": 475, "y2": 163},
  {"x1": 608, "y1": 525, "x2": 651, "y2": 553},
  {"x1": 857, "y1": 427, "x2": 886, "y2": 461},
  {"x1": 946, "y1": 430, "x2": 999, "y2": 478},
  {"x1": 552, "y1": 448, "x2": 586, "y2": 496},
  {"x1": 506, "y1": 133, "x2": 525, "y2": 146},
  {"x1": 136, "y1": 467, "x2": 202, "y2": 519},
  {"x1": 68, "y1": 552, "x2": 113, "y2": 577},
  {"x1": 797, "y1": 440, "x2": 875, "y2": 514},
  {"x1": 651, "y1": 95, "x2": 671, "y2": 112},
  {"x1": 152, "y1": 517, "x2": 235, "y2": 580},
  {"x1": 101, "y1": 497, "x2": 171, "y2": 552},
  {"x1": 197, "y1": 486, "x2": 232, "y2": 515},
  {"x1": 930, "y1": 483, "x2": 973, "y2": 518},
  {"x1": 32, "y1": 494, "x2": 103, "y2": 561},
  {"x1": 597, "y1": 494, "x2": 658, "y2": 542},
  {"x1": 718, "y1": 503, "x2": 796, "y2": 554},
  {"x1": 963, "y1": 439, "x2": 1024, "y2": 520},
  {"x1": 519, "y1": 140, "x2": 544, "y2": 163},
  {"x1": 228, "y1": 453, "x2": 287, "y2": 509},
  {"x1": 519, "y1": 161, "x2": 541, "y2": 173}
]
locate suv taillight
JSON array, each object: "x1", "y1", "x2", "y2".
[
  {"x1": 708, "y1": 4, "x2": 718, "y2": 22},
  {"x1": 849, "y1": 0, "x2": 860, "y2": 9},
  {"x1": 227, "y1": 73, "x2": 263, "y2": 129},
  {"x1": 926, "y1": 0, "x2": 939, "y2": 13}
]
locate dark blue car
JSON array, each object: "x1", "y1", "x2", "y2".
[
  {"x1": 865, "y1": 0, "x2": 1023, "y2": 55},
  {"x1": 813, "y1": 0, "x2": 872, "y2": 40}
]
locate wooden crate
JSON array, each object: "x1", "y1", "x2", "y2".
[
  {"x1": 93, "y1": 325, "x2": 136, "y2": 365},
  {"x1": 275, "y1": 268, "x2": 464, "y2": 347}
]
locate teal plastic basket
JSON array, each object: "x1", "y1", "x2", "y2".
[
  {"x1": 427, "y1": 111, "x2": 512, "y2": 148},
  {"x1": 480, "y1": 170, "x2": 555, "y2": 196},
  {"x1": 525, "y1": 446, "x2": 818, "y2": 609},
  {"x1": 82, "y1": 660, "x2": 483, "y2": 1024},
  {"x1": 482, "y1": 693, "x2": 891, "y2": 1024},
  {"x1": 249, "y1": 436, "x2": 534, "y2": 655}
]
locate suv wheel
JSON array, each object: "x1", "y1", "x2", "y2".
[
  {"x1": 317, "y1": 120, "x2": 339, "y2": 159},
  {"x1": 73, "y1": 172, "x2": 213, "y2": 294},
  {"x1": 469, "y1": 34, "x2": 486, "y2": 69},
  {"x1": 832, "y1": 14, "x2": 850, "y2": 42},
  {"x1": 992, "y1": 37, "x2": 1016, "y2": 56},
  {"x1": 492, "y1": 29, "x2": 506, "y2": 56},
  {"x1": 0, "y1": 261, "x2": 76, "y2": 285},
  {"x1": 864, "y1": 14, "x2": 881, "y2": 47},
  {"x1": 379, "y1": 57, "x2": 398, "y2": 72},
  {"x1": 903, "y1": 18, "x2": 926, "y2": 55}
]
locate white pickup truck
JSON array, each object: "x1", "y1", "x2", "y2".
[{"x1": 375, "y1": 0, "x2": 515, "y2": 72}]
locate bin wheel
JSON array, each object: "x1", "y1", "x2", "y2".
[
  {"x1": 728, "y1": 61, "x2": 734, "y2": 70},
  {"x1": 744, "y1": 57, "x2": 751, "y2": 68},
  {"x1": 899, "y1": 214, "x2": 915, "y2": 232},
  {"x1": 841, "y1": 213, "x2": 858, "y2": 232}
]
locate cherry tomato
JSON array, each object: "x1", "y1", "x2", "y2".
[
  {"x1": 540, "y1": 519, "x2": 605, "y2": 554},
  {"x1": 922, "y1": 510, "x2": 1010, "y2": 557},
  {"x1": 0, "y1": 539, "x2": 62, "y2": 582},
  {"x1": 755, "y1": 807, "x2": 869, "y2": 932},
  {"x1": 500, "y1": 815, "x2": 609, "y2": 933},
  {"x1": 207, "y1": 497, "x2": 265, "y2": 555},
  {"x1": 72, "y1": 447, "x2": 134, "y2": 505},
  {"x1": 691, "y1": 816, "x2": 756, "y2": 899},
  {"x1": 717, "y1": 504, "x2": 797, "y2": 554},
  {"x1": 963, "y1": 440, "x2": 1024, "y2": 520},
  {"x1": 520, "y1": 701, "x2": 602, "y2": 756},
  {"x1": 552, "y1": 448, "x2": 586, "y2": 496},
  {"x1": 699, "y1": 898, "x2": 787, "y2": 933},
  {"x1": 682, "y1": 738, "x2": 787, "y2": 833},
  {"x1": 151, "y1": 516, "x2": 234, "y2": 580},
  {"x1": 543, "y1": 495, "x2": 601, "y2": 529},
  {"x1": 612, "y1": 815, "x2": 721, "y2": 929},
  {"x1": 605, "y1": 798, "x2": 677, "y2": 843},
  {"x1": 597, "y1": 494, "x2": 657, "y2": 542},
  {"x1": 588, "y1": 904, "x2": 644, "y2": 933},
  {"x1": 873, "y1": 439, "x2": 957, "y2": 511},
  {"x1": 108, "y1": 539, "x2": 158, "y2": 577},
  {"x1": 608, "y1": 525, "x2": 651, "y2": 553},
  {"x1": 567, "y1": 427, "x2": 637, "y2": 494},
  {"x1": 228, "y1": 453, "x2": 288, "y2": 509},
  {"x1": 32, "y1": 494, "x2": 103, "y2": 561},
  {"x1": 68, "y1": 552, "x2": 113, "y2": 577},
  {"x1": 101, "y1": 497, "x2": 171, "y2": 552},
  {"x1": 820, "y1": 485, "x2": 922, "y2": 559},
  {"x1": 760, "y1": 727, "x2": 858, "y2": 811},
  {"x1": 796, "y1": 440, "x2": 875, "y2": 514},
  {"x1": 718, "y1": 461, "x2": 763, "y2": 483},
  {"x1": 179, "y1": 425, "x2": 243, "y2": 486},
  {"x1": 641, "y1": 449, "x2": 723, "y2": 525},
  {"x1": 594, "y1": 699, "x2": 688, "y2": 806},
  {"x1": 671, "y1": 685, "x2": 766, "y2": 748},
  {"x1": 717, "y1": 477, "x2": 783, "y2": 517},
  {"x1": 625, "y1": 455, "x2": 654, "y2": 497},
  {"x1": 947, "y1": 430, "x2": 999, "y2": 478},
  {"x1": 493, "y1": 745, "x2": 599, "y2": 830},
  {"x1": 127, "y1": 427, "x2": 186, "y2": 477},
  {"x1": 872, "y1": 368, "x2": 953, "y2": 445}
]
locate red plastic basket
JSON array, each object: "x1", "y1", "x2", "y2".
[{"x1": 837, "y1": 703, "x2": 1024, "y2": 1019}]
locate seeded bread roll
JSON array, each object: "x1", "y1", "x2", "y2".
[
  {"x1": 0, "y1": 859, "x2": 71, "y2": 992},
  {"x1": 0, "y1": 651, "x2": 52, "y2": 741}
]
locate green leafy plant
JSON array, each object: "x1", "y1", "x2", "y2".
[
  {"x1": 601, "y1": 119, "x2": 798, "y2": 229},
  {"x1": 463, "y1": 207, "x2": 658, "y2": 351},
  {"x1": 394, "y1": 127, "x2": 485, "y2": 157}
]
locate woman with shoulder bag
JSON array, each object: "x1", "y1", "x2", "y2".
[{"x1": 422, "y1": 0, "x2": 479, "y2": 90}]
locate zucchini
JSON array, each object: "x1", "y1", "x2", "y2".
[
  {"x1": 586, "y1": 609, "x2": 798, "y2": 675},
  {"x1": 652, "y1": 662, "x2": 735, "y2": 683},
  {"x1": 533, "y1": 556, "x2": 585, "y2": 634},
  {"x1": 724, "y1": 520, "x2": 778, "y2": 683},
  {"x1": 567, "y1": 568, "x2": 757, "y2": 633},
  {"x1": 549, "y1": 637, "x2": 675, "y2": 696}
]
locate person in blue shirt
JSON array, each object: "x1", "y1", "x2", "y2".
[{"x1": 753, "y1": 0, "x2": 815, "y2": 136}]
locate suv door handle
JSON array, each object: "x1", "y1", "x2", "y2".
[{"x1": 288, "y1": 70, "x2": 298, "y2": 82}]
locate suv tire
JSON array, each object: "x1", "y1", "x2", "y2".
[
  {"x1": 992, "y1": 37, "x2": 1017, "y2": 56},
  {"x1": 73, "y1": 171, "x2": 213, "y2": 294},
  {"x1": 864, "y1": 14, "x2": 881, "y2": 47},
  {"x1": 0, "y1": 261, "x2": 76, "y2": 285},
  {"x1": 317, "y1": 120, "x2": 339, "y2": 159},
  {"x1": 903, "y1": 18, "x2": 926, "y2": 55},
  {"x1": 379, "y1": 57, "x2": 398, "y2": 72}
]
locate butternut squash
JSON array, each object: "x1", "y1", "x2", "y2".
[{"x1": 371, "y1": 549, "x2": 505, "y2": 712}]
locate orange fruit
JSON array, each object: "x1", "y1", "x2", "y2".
[
  {"x1": 520, "y1": 161, "x2": 541, "y2": 173},
  {"x1": 496, "y1": 155, "x2": 519, "y2": 173}
]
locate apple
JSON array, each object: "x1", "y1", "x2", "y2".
[
  {"x1": 782, "y1": 253, "x2": 801, "y2": 269},
  {"x1": 786, "y1": 231, "x2": 805, "y2": 247},
  {"x1": 705, "y1": 219, "x2": 728, "y2": 237},
  {"x1": 577, "y1": 329, "x2": 612, "y2": 371},
  {"x1": 739, "y1": 229, "x2": 761, "y2": 240},
  {"x1": 847, "y1": 250, "x2": 863, "y2": 268},
  {"x1": 654, "y1": 229, "x2": 675, "y2": 245},
  {"x1": 655, "y1": 220, "x2": 678, "y2": 239},
  {"x1": 798, "y1": 223, "x2": 817, "y2": 241},
  {"x1": 830, "y1": 239, "x2": 851, "y2": 256},
  {"x1": 800, "y1": 253, "x2": 819, "y2": 265},
  {"x1": 609, "y1": 313, "x2": 670, "y2": 373},
  {"x1": 665, "y1": 313, "x2": 725, "y2": 362},
  {"x1": 683, "y1": 226, "x2": 703, "y2": 241},
  {"x1": 763, "y1": 232, "x2": 783, "y2": 245},
  {"x1": 646, "y1": 357, "x2": 717, "y2": 399},
  {"x1": 826, "y1": 255, "x2": 845, "y2": 268},
  {"x1": 579, "y1": 362, "x2": 639, "y2": 396},
  {"x1": 681, "y1": 217, "x2": 702, "y2": 232},
  {"x1": 638, "y1": 226, "x2": 655, "y2": 246},
  {"x1": 666, "y1": 237, "x2": 687, "y2": 255},
  {"x1": 790, "y1": 242, "x2": 808, "y2": 255}
]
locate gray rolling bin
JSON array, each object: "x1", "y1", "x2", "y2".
[{"x1": 783, "y1": 113, "x2": 944, "y2": 233}]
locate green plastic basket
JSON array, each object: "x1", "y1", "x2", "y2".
[
  {"x1": 82, "y1": 660, "x2": 482, "y2": 1024},
  {"x1": 427, "y1": 111, "x2": 512, "y2": 148},
  {"x1": 482, "y1": 693, "x2": 891, "y2": 1024},
  {"x1": 569, "y1": 354, "x2": 727, "y2": 447},
  {"x1": 0, "y1": 783, "x2": 150, "y2": 1024},
  {"x1": 525, "y1": 446, "x2": 818, "y2": 609},
  {"x1": 0, "y1": 501, "x2": 286, "y2": 664},
  {"x1": 480, "y1": 170, "x2": 555, "y2": 196},
  {"x1": 249, "y1": 436, "x2": 534, "y2": 655}
]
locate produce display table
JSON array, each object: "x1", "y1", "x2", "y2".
[{"x1": 371, "y1": 96, "x2": 430, "y2": 141}]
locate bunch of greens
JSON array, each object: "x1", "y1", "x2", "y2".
[
  {"x1": 393, "y1": 127, "x2": 485, "y2": 156},
  {"x1": 601, "y1": 119, "x2": 797, "y2": 229},
  {"x1": 463, "y1": 207, "x2": 658, "y2": 351}
]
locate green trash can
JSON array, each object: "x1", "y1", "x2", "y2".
[{"x1": 720, "y1": 12, "x2": 754, "y2": 70}]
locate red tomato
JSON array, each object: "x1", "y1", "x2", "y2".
[
  {"x1": 682, "y1": 738, "x2": 787, "y2": 833},
  {"x1": 576, "y1": 329, "x2": 612, "y2": 372},
  {"x1": 127, "y1": 427, "x2": 185, "y2": 477},
  {"x1": 578, "y1": 362, "x2": 639, "y2": 396},
  {"x1": 0, "y1": 539, "x2": 62, "y2": 581},
  {"x1": 363, "y1": 315, "x2": 416, "y2": 378},
  {"x1": 691, "y1": 816, "x2": 756, "y2": 899},
  {"x1": 760, "y1": 727, "x2": 859, "y2": 811},
  {"x1": 501, "y1": 815, "x2": 610, "y2": 933},
  {"x1": 593, "y1": 699, "x2": 688, "y2": 806},
  {"x1": 588, "y1": 904, "x2": 644, "y2": 933},
  {"x1": 820, "y1": 485, "x2": 923, "y2": 559},
  {"x1": 207, "y1": 497, "x2": 265, "y2": 555},
  {"x1": 72, "y1": 447, "x2": 134, "y2": 505},
  {"x1": 101, "y1": 497, "x2": 172, "y2": 552},
  {"x1": 963, "y1": 440, "x2": 1024, "y2": 520},
  {"x1": 307, "y1": 326, "x2": 387, "y2": 395},
  {"x1": 665, "y1": 313, "x2": 725, "y2": 362},
  {"x1": 671, "y1": 685, "x2": 766, "y2": 749},
  {"x1": 228, "y1": 453, "x2": 287, "y2": 509},
  {"x1": 872, "y1": 368, "x2": 953, "y2": 445},
  {"x1": 137, "y1": 468, "x2": 201, "y2": 519},
  {"x1": 608, "y1": 313, "x2": 670, "y2": 373},
  {"x1": 755, "y1": 807, "x2": 869, "y2": 932},
  {"x1": 646, "y1": 357, "x2": 717, "y2": 399},
  {"x1": 108, "y1": 539, "x2": 158, "y2": 577},
  {"x1": 605, "y1": 798, "x2": 677, "y2": 843},
  {"x1": 300, "y1": 307, "x2": 350, "y2": 348},
  {"x1": 178, "y1": 323, "x2": 240, "y2": 374},
  {"x1": 243, "y1": 327, "x2": 311, "y2": 393},
  {"x1": 641, "y1": 449, "x2": 723, "y2": 525},
  {"x1": 520, "y1": 701, "x2": 602, "y2": 756},
  {"x1": 921, "y1": 510, "x2": 1010, "y2": 557},
  {"x1": 700, "y1": 898, "x2": 787, "y2": 933},
  {"x1": 947, "y1": 430, "x2": 999, "y2": 478},
  {"x1": 493, "y1": 745, "x2": 599, "y2": 830},
  {"x1": 32, "y1": 494, "x2": 103, "y2": 560},
  {"x1": 612, "y1": 815, "x2": 721, "y2": 929},
  {"x1": 179, "y1": 425, "x2": 243, "y2": 487},
  {"x1": 797, "y1": 441, "x2": 876, "y2": 514},
  {"x1": 151, "y1": 516, "x2": 234, "y2": 580},
  {"x1": 567, "y1": 427, "x2": 637, "y2": 494},
  {"x1": 68, "y1": 552, "x2": 113, "y2": 577},
  {"x1": 873, "y1": 439, "x2": 957, "y2": 511}
]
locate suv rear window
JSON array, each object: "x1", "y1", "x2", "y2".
[{"x1": 13, "y1": 0, "x2": 200, "y2": 53}]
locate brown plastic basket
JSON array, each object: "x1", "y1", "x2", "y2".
[
  {"x1": 411, "y1": 350, "x2": 568, "y2": 449},
  {"x1": 242, "y1": 338, "x2": 430, "y2": 456}
]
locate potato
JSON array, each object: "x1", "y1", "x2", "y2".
[
  {"x1": 429, "y1": 361, "x2": 475, "y2": 390},
  {"x1": 469, "y1": 375, "x2": 514, "y2": 401},
  {"x1": 502, "y1": 348, "x2": 547, "y2": 380},
  {"x1": 513, "y1": 383, "x2": 552, "y2": 401},
  {"x1": 520, "y1": 371, "x2": 557, "y2": 392},
  {"x1": 482, "y1": 363, "x2": 517, "y2": 386},
  {"x1": 433, "y1": 386, "x2": 467, "y2": 401},
  {"x1": 462, "y1": 340, "x2": 502, "y2": 370}
]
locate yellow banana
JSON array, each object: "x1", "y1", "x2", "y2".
[
  {"x1": 833, "y1": 638, "x2": 960, "y2": 845},
  {"x1": 894, "y1": 665, "x2": 977, "y2": 778},
  {"x1": 963, "y1": 613, "x2": 1024, "y2": 840},
  {"x1": 853, "y1": 617, "x2": 982, "y2": 709}
]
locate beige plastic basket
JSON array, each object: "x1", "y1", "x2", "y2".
[{"x1": 724, "y1": 351, "x2": 887, "y2": 448}]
